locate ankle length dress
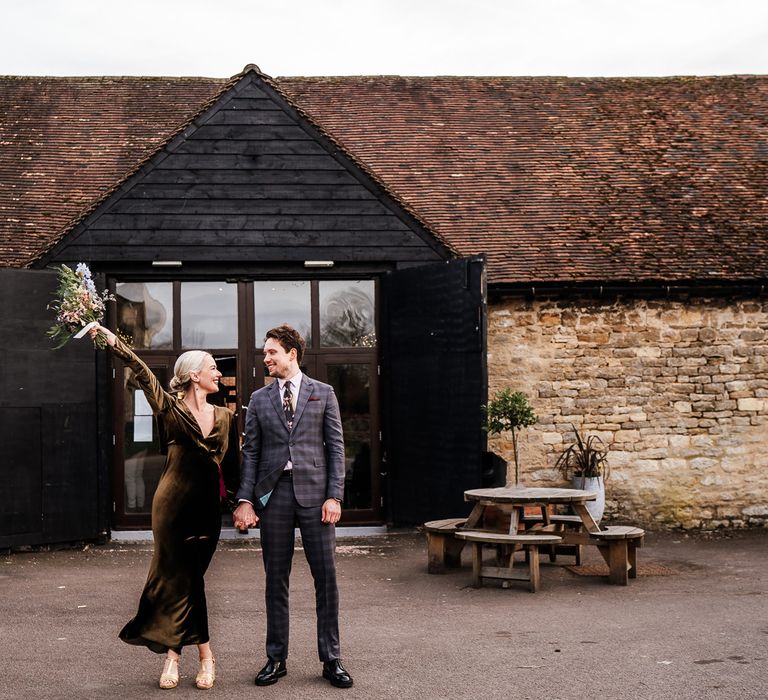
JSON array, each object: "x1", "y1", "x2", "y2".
[{"x1": 111, "y1": 338, "x2": 239, "y2": 654}]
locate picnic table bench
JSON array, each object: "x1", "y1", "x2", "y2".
[
  {"x1": 521, "y1": 512, "x2": 585, "y2": 564},
  {"x1": 423, "y1": 517, "x2": 467, "y2": 573},
  {"x1": 589, "y1": 525, "x2": 645, "y2": 585},
  {"x1": 455, "y1": 530, "x2": 563, "y2": 592}
]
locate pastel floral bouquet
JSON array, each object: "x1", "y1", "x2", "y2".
[{"x1": 47, "y1": 263, "x2": 115, "y2": 349}]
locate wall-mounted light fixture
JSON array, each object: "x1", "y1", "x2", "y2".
[
  {"x1": 151, "y1": 260, "x2": 183, "y2": 267},
  {"x1": 303, "y1": 260, "x2": 334, "y2": 268}
]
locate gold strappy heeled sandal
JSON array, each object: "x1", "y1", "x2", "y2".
[
  {"x1": 159, "y1": 656, "x2": 180, "y2": 689},
  {"x1": 195, "y1": 657, "x2": 216, "y2": 690}
]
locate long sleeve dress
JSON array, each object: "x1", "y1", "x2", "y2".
[{"x1": 112, "y1": 338, "x2": 238, "y2": 654}]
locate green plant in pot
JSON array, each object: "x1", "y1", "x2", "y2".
[
  {"x1": 483, "y1": 389, "x2": 537, "y2": 485},
  {"x1": 554, "y1": 424, "x2": 610, "y2": 523}
]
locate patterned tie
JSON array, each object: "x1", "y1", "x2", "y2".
[{"x1": 283, "y1": 380, "x2": 294, "y2": 430}]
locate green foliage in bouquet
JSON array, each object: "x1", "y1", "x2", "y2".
[{"x1": 47, "y1": 263, "x2": 114, "y2": 349}]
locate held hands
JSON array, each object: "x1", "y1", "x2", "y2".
[
  {"x1": 88, "y1": 323, "x2": 117, "y2": 347},
  {"x1": 232, "y1": 498, "x2": 341, "y2": 530},
  {"x1": 233, "y1": 501, "x2": 259, "y2": 531},
  {"x1": 233, "y1": 497, "x2": 339, "y2": 527}
]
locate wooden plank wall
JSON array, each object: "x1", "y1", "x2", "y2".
[
  {"x1": 59, "y1": 77, "x2": 445, "y2": 266},
  {"x1": 0, "y1": 269, "x2": 104, "y2": 548}
]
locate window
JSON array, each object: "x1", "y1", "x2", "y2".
[
  {"x1": 254, "y1": 281, "x2": 311, "y2": 347},
  {"x1": 181, "y1": 282, "x2": 238, "y2": 349},
  {"x1": 319, "y1": 280, "x2": 376, "y2": 347},
  {"x1": 115, "y1": 282, "x2": 173, "y2": 349}
]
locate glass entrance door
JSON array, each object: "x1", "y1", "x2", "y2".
[
  {"x1": 112, "y1": 275, "x2": 381, "y2": 528},
  {"x1": 112, "y1": 279, "x2": 241, "y2": 529},
  {"x1": 113, "y1": 356, "x2": 173, "y2": 527},
  {"x1": 112, "y1": 353, "x2": 239, "y2": 529},
  {"x1": 252, "y1": 278, "x2": 381, "y2": 524}
]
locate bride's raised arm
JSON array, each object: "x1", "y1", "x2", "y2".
[{"x1": 89, "y1": 323, "x2": 174, "y2": 414}]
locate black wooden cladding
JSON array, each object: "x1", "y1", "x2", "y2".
[
  {"x1": 0, "y1": 269, "x2": 104, "y2": 548},
  {"x1": 140, "y1": 169, "x2": 364, "y2": 185},
  {"x1": 173, "y1": 140, "x2": 329, "y2": 155},
  {"x1": 112, "y1": 199, "x2": 387, "y2": 215},
  {"x1": 126, "y1": 184, "x2": 376, "y2": 199},
  {"x1": 91, "y1": 214, "x2": 408, "y2": 230},
  {"x1": 75, "y1": 229, "x2": 426, "y2": 247},
  {"x1": 382, "y1": 257, "x2": 487, "y2": 526},
  {"x1": 0, "y1": 407, "x2": 42, "y2": 538},
  {"x1": 50, "y1": 73, "x2": 447, "y2": 267},
  {"x1": 62, "y1": 245, "x2": 442, "y2": 263}
]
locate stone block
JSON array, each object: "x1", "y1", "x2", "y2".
[
  {"x1": 541, "y1": 432, "x2": 563, "y2": 445},
  {"x1": 743, "y1": 505, "x2": 768, "y2": 516},
  {"x1": 691, "y1": 457, "x2": 718, "y2": 470},
  {"x1": 613, "y1": 429, "x2": 641, "y2": 442},
  {"x1": 635, "y1": 459, "x2": 662, "y2": 472},
  {"x1": 738, "y1": 398, "x2": 765, "y2": 411},
  {"x1": 661, "y1": 458, "x2": 688, "y2": 470},
  {"x1": 725, "y1": 380, "x2": 748, "y2": 392},
  {"x1": 668, "y1": 435, "x2": 691, "y2": 448}
]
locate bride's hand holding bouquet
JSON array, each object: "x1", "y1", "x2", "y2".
[{"x1": 88, "y1": 322, "x2": 117, "y2": 347}]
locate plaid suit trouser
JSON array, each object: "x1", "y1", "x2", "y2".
[{"x1": 259, "y1": 475, "x2": 341, "y2": 662}]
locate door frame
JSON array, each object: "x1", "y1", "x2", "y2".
[
  {"x1": 109, "y1": 274, "x2": 384, "y2": 529},
  {"x1": 111, "y1": 353, "x2": 176, "y2": 529}
]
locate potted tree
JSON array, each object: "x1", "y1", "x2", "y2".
[
  {"x1": 554, "y1": 425, "x2": 610, "y2": 523},
  {"x1": 483, "y1": 389, "x2": 537, "y2": 485}
]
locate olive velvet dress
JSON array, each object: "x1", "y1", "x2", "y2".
[{"x1": 112, "y1": 338, "x2": 238, "y2": 654}]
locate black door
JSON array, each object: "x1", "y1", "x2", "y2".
[
  {"x1": 315, "y1": 355, "x2": 381, "y2": 524},
  {"x1": 381, "y1": 256, "x2": 487, "y2": 526},
  {"x1": 0, "y1": 269, "x2": 105, "y2": 548}
]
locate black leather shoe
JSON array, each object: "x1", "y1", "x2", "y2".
[
  {"x1": 255, "y1": 659, "x2": 287, "y2": 686},
  {"x1": 322, "y1": 659, "x2": 353, "y2": 688}
]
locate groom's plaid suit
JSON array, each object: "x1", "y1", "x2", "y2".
[{"x1": 237, "y1": 375, "x2": 345, "y2": 662}]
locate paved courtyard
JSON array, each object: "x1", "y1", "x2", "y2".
[{"x1": 2, "y1": 529, "x2": 767, "y2": 699}]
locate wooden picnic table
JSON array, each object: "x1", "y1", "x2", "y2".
[
  {"x1": 463, "y1": 486, "x2": 601, "y2": 535},
  {"x1": 462, "y1": 487, "x2": 644, "y2": 586}
]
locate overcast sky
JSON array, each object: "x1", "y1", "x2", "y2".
[{"x1": 2, "y1": 0, "x2": 767, "y2": 78}]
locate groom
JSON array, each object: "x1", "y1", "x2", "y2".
[{"x1": 233, "y1": 324, "x2": 353, "y2": 689}]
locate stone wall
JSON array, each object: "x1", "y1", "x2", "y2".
[{"x1": 487, "y1": 295, "x2": 768, "y2": 529}]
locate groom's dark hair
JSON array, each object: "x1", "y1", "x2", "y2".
[{"x1": 265, "y1": 324, "x2": 306, "y2": 364}]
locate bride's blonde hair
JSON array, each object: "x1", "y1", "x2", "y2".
[{"x1": 169, "y1": 351, "x2": 213, "y2": 392}]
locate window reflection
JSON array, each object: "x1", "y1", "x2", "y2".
[
  {"x1": 319, "y1": 280, "x2": 376, "y2": 347},
  {"x1": 181, "y1": 282, "x2": 238, "y2": 349},
  {"x1": 208, "y1": 355, "x2": 238, "y2": 415},
  {"x1": 254, "y1": 281, "x2": 311, "y2": 346},
  {"x1": 116, "y1": 282, "x2": 172, "y2": 349},
  {"x1": 123, "y1": 366, "x2": 167, "y2": 514}
]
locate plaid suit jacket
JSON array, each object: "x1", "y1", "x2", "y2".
[{"x1": 236, "y1": 375, "x2": 346, "y2": 509}]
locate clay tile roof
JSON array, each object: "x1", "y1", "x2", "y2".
[
  {"x1": 278, "y1": 75, "x2": 768, "y2": 285},
  {"x1": 2, "y1": 74, "x2": 767, "y2": 284},
  {"x1": 0, "y1": 76, "x2": 227, "y2": 267}
]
